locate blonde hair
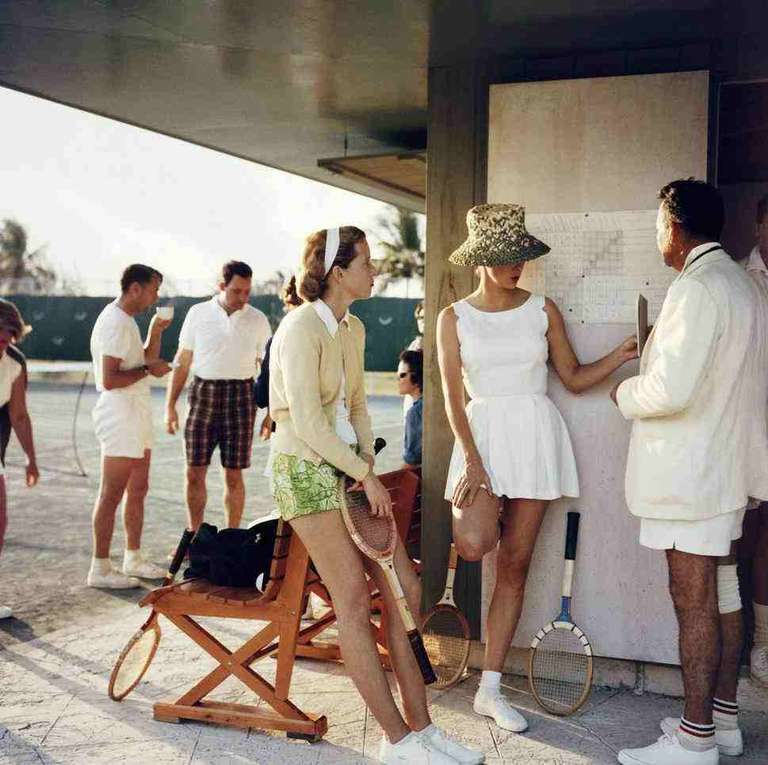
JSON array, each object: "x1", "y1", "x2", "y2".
[
  {"x1": 0, "y1": 299, "x2": 31, "y2": 342},
  {"x1": 298, "y1": 226, "x2": 366, "y2": 302}
]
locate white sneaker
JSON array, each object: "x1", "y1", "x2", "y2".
[
  {"x1": 750, "y1": 644, "x2": 768, "y2": 687},
  {"x1": 122, "y1": 556, "x2": 165, "y2": 579},
  {"x1": 0, "y1": 604, "x2": 12, "y2": 619},
  {"x1": 618, "y1": 733, "x2": 718, "y2": 765},
  {"x1": 661, "y1": 717, "x2": 742, "y2": 756},
  {"x1": 420, "y1": 724, "x2": 485, "y2": 764},
  {"x1": 473, "y1": 689, "x2": 528, "y2": 732},
  {"x1": 86, "y1": 569, "x2": 141, "y2": 589},
  {"x1": 378, "y1": 731, "x2": 458, "y2": 764}
]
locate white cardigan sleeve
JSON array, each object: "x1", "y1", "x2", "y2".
[{"x1": 617, "y1": 279, "x2": 719, "y2": 420}]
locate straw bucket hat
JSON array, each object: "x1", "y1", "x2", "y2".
[{"x1": 448, "y1": 203, "x2": 550, "y2": 267}]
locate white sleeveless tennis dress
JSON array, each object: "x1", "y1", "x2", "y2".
[{"x1": 444, "y1": 295, "x2": 580, "y2": 501}]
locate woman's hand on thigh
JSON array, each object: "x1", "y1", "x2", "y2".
[{"x1": 452, "y1": 459, "x2": 492, "y2": 509}]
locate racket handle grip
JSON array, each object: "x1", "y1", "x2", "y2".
[
  {"x1": 565, "y1": 511, "x2": 580, "y2": 561},
  {"x1": 373, "y1": 437, "x2": 387, "y2": 455},
  {"x1": 408, "y1": 630, "x2": 437, "y2": 685},
  {"x1": 169, "y1": 528, "x2": 195, "y2": 577}
]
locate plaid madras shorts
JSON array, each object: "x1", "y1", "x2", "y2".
[{"x1": 184, "y1": 377, "x2": 255, "y2": 469}]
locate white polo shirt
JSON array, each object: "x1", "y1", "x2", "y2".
[
  {"x1": 178, "y1": 296, "x2": 272, "y2": 380},
  {"x1": 90, "y1": 301, "x2": 150, "y2": 397}
]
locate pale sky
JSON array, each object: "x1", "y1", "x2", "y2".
[{"x1": 0, "y1": 86, "x2": 424, "y2": 297}]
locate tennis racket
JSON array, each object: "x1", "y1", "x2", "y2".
[
  {"x1": 339, "y1": 438, "x2": 437, "y2": 685},
  {"x1": 528, "y1": 511, "x2": 593, "y2": 716},
  {"x1": 422, "y1": 543, "x2": 471, "y2": 689},
  {"x1": 108, "y1": 528, "x2": 194, "y2": 701}
]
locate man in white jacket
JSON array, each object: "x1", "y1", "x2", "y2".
[
  {"x1": 612, "y1": 180, "x2": 768, "y2": 765},
  {"x1": 742, "y1": 193, "x2": 768, "y2": 688}
]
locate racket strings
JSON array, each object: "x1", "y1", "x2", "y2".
[
  {"x1": 422, "y1": 607, "x2": 470, "y2": 687},
  {"x1": 530, "y1": 628, "x2": 591, "y2": 714},
  {"x1": 111, "y1": 628, "x2": 159, "y2": 699},
  {"x1": 344, "y1": 487, "x2": 396, "y2": 553}
]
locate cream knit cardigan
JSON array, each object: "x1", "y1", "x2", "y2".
[{"x1": 269, "y1": 302, "x2": 374, "y2": 482}]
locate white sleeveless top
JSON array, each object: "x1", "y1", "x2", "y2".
[{"x1": 444, "y1": 295, "x2": 579, "y2": 501}]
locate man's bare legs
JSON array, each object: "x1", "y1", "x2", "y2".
[
  {"x1": 123, "y1": 449, "x2": 151, "y2": 551},
  {"x1": 185, "y1": 464, "x2": 207, "y2": 531},
  {"x1": 223, "y1": 467, "x2": 244, "y2": 528},
  {"x1": 714, "y1": 544, "x2": 742, "y2": 704},
  {"x1": 92, "y1": 455, "x2": 138, "y2": 558},
  {"x1": 667, "y1": 549, "x2": 720, "y2": 725}
]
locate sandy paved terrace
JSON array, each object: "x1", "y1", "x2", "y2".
[{"x1": 1, "y1": 382, "x2": 766, "y2": 764}]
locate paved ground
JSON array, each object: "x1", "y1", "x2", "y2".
[
  {"x1": 0, "y1": 382, "x2": 406, "y2": 644},
  {"x1": 1, "y1": 382, "x2": 766, "y2": 764}
]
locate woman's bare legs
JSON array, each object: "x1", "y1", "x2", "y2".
[
  {"x1": 364, "y1": 541, "x2": 430, "y2": 731},
  {"x1": 290, "y1": 510, "x2": 415, "y2": 743},
  {"x1": 484, "y1": 499, "x2": 548, "y2": 671},
  {"x1": 451, "y1": 488, "x2": 501, "y2": 562}
]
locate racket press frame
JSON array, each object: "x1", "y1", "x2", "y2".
[
  {"x1": 289, "y1": 468, "x2": 422, "y2": 670},
  {"x1": 138, "y1": 521, "x2": 328, "y2": 742}
]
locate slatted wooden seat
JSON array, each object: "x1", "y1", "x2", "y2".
[{"x1": 139, "y1": 521, "x2": 328, "y2": 741}]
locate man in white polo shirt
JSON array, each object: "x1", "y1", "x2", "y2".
[
  {"x1": 88, "y1": 264, "x2": 172, "y2": 589},
  {"x1": 166, "y1": 261, "x2": 271, "y2": 531}
]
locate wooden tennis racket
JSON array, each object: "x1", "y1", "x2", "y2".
[
  {"x1": 108, "y1": 528, "x2": 194, "y2": 701},
  {"x1": 422, "y1": 543, "x2": 471, "y2": 689},
  {"x1": 339, "y1": 438, "x2": 437, "y2": 685},
  {"x1": 528, "y1": 511, "x2": 593, "y2": 716}
]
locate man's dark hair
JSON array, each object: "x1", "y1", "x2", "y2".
[
  {"x1": 120, "y1": 264, "x2": 163, "y2": 293},
  {"x1": 757, "y1": 194, "x2": 768, "y2": 225},
  {"x1": 658, "y1": 179, "x2": 725, "y2": 241},
  {"x1": 222, "y1": 261, "x2": 253, "y2": 285},
  {"x1": 399, "y1": 349, "x2": 423, "y2": 390}
]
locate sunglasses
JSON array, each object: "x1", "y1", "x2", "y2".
[{"x1": 398, "y1": 371, "x2": 411, "y2": 379}]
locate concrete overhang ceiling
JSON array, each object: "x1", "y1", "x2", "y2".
[{"x1": 1, "y1": 1, "x2": 719, "y2": 212}]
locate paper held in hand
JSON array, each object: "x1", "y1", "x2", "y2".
[{"x1": 636, "y1": 293, "x2": 649, "y2": 357}]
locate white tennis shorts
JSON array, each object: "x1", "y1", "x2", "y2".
[
  {"x1": 639, "y1": 507, "x2": 746, "y2": 557},
  {"x1": 92, "y1": 392, "x2": 154, "y2": 459}
]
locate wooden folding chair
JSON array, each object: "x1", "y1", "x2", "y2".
[
  {"x1": 293, "y1": 468, "x2": 421, "y2": 666},
  {"x1": 140, "y1": 521, "x2": 328, "y2": 741}
]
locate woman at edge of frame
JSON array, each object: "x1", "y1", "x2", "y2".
[
  {"x1": 268, "y1": 226, "x2": 483, "y2": 765},
  {"x1": 437, "y1": 204, "x2": 637, "y2": 732}
]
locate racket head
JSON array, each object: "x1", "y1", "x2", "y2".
[
  {"x1": 422, "y1": 604, "x2": 471, "y2": 689},
  {"x1": 528, "y1": 620, "x2": 593, "y2": 716},
  {"x1": 339, "y1": 478, "x2": 397, "y2": 559},
  {"x1": 108, "y1": 619, "x2": 161, "y2": 701}
]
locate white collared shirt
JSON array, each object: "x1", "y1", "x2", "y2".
[
  {"x1": 178, "y1": 295, "x2": 272, "y2": 381},
  {"x1": 90, "y1": 300, "x2": 150, "y2": 396},
  {"x1": 312, "y1": 300, "x2": 357, "y2": 444},
  {"x1": 745, "y1": 245, "x2": 768, "y2": 277}
]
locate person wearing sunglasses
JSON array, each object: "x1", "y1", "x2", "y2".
[{"x1": 397, "y1": 349, "x2": 423, "y2": 470}]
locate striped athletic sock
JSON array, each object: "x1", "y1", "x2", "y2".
[
  {"x1": 713, "y1": 697, "x2": 739, "y2": 730},
  {"x1": 677, "y1": 717, "x2": 716, "y2": 752}
]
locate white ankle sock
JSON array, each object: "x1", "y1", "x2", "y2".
[
  {"x1": 123, "y1": 549, "x2": 142, "y2": 564},
  {"x1": 677, "y1": 717, "x2": 716, "y2": 753},
  {"x1": 712, "y1": 697, "x2": 738, "y2": 730},
  {"x1": 479, "y1": 670, "x2": 501, "y2": 693},
  {"x1": 90, "y1": 557, "x2": 111, "y2": 575},
  {"x1": 754, "y1": 602, "x2": 768, "y2": 647}
]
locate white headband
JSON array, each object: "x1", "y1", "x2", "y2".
[{"x1": 324, "y1": 228, "x2": 340, "y2": 275}]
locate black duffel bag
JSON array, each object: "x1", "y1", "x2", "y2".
[{"x1": 184, "y1": 518, "x2": 278, "y2": 589}]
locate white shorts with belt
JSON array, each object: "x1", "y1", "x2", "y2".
[
  {"x1": 639, "y1": 507, "x2": 746, "y2": 557},
  {"x1": 93, "y1": 392, "x2": 154, "y2": 459}
]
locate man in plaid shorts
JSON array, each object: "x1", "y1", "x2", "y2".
[{"x1": 165, "y1": 261, "x2": 271, "y2": 530}]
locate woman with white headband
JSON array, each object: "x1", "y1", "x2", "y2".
[{"x1": 269, "y1": 227, "x2": 481, "y2": 765}]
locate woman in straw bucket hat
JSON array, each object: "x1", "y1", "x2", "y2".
[{"x1": 437, "y1": 203, "x2": 637, "y2": 731}]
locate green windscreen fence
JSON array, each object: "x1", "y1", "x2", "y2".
[{"x1": 7, "y1": 294, "x2": 421, "y2": 373}]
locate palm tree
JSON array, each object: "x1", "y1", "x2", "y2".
[
  {"x1": 0, "y1": 219, "x2": 57, "y2": 295},
  {"x1": 375, "y1": 208, "x2": 425, "y2": 295}
]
